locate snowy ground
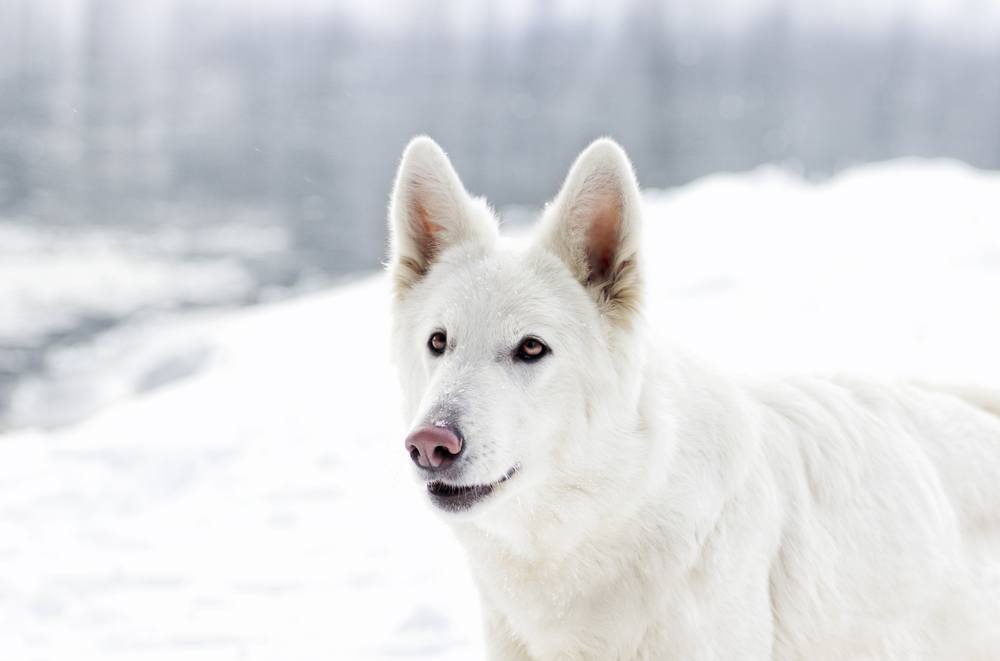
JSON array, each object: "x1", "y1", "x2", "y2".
[{"x1": 1, "y1": 159, "x2": 999, "y2": 660}]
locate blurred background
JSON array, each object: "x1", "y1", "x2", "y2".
[
  {"x1": 2, "y1": 2, "x2": 1000, "y2": 659},
  {"x1": 2, "y1": 0, "x2": 1000, "y2": 429}
]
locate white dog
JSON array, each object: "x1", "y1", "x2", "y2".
[{"x1": 387, "y1": 136, "x2": 1000, "y2": 660}]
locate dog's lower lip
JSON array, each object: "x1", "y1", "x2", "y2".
[{"x1": 426, "y1": 465, "x2": 519, "y2": 511}]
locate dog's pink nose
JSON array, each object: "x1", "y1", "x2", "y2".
[{"x1": 405, "y1": 425, "x2": 462, "y2": 470}]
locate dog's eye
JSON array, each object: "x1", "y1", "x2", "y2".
[
  {"x1": 515, "y1": 337, "x2": 548, "y2": 362},
  {"x1": 428, "y1": 331, "x2": 447, "y2": 356}
]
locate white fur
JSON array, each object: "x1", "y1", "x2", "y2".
[{"x1": 388, "y1": 137, "x2": 1000, "y2": 660}]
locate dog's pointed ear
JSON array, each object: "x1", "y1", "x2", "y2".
[
  {"x1": 388, "y1": 136, "x2": 497, "y2": 298},
  {"x1": 537, "y1": 138, "x2": 643, "y2": 322}
]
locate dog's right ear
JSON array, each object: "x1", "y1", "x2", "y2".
[{"x1": 388, "y1": 136, "x2": 497, "y2": 298}]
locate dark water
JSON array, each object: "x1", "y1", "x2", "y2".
[
  {"x1": 0, "y1": 315, "x2": 117, "y2": 429},
  {"x1": 0, "y1": 220, "x2": 323, "y2": 430}
]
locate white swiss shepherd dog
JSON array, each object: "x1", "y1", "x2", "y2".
[{"x1": 387, "y1": 136, "x2": 1000, "y2": 660}]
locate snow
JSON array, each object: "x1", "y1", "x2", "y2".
[
  {"x1": 646, "y1": 159, "x2": 1000, "y2": 385},
  {"x1": 1, "y1": 158, "x2": 999, "y2": 660}
]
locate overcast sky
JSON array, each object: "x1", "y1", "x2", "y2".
[
  {"x1": 8, "y1": 0, "x2": 1000, "y2": 43},
  {"x1": 192, "y1": 0, "x2": 1000, "y2": 43}
]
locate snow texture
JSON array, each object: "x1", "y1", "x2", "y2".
[{"x1": 1, "y1": 159, "x2": 999, "y2": 660}]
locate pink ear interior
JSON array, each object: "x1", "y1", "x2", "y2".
[
  {"x1": 586, "y1": 194, "x2": 622, "y2": 283},
  {"x1": 407, "y1": 195, "x2": 444, "y2": 266}
]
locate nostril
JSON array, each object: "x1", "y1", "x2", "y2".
[
  {"x1": 408, "y1": 445, "x2": 420, "y2": 463},
  {"x1": 432, "y1": 444, "x2": 458, "y2": 466}
]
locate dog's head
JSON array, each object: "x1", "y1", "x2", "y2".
[{"x1": 388, "y1": 137, "x2": 647, "y2": 530}]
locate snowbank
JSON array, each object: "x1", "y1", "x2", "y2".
[{"x1": 1, "y1": 159, "x2": 998, "y2": 660}]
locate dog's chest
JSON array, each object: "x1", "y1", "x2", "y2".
[{"x1": 474, "y1": 550, "x2": 697, "y2": 659}]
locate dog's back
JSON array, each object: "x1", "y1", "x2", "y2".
[
  {"x1": 917, "y1": 382, "x2": 1000, "y2": 420},
  {"x1": 751, "y1": 376, "x2": 1000, "y2": 659}
]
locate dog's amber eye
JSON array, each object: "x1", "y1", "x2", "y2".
[
  {"x1": 428, "y1": 331, "x2": 447, "y2": 355},
  {"x1": 515, "y1": 337, "x2": 548, "y2": 362}
]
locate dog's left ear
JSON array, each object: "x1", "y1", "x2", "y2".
[{"x1": 538, "y1": 138, "x2": 643, "y2": 322}]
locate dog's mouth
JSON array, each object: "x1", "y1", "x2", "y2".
[{"x1": 426, "y1": 465, "x2": 519, "y2": 512}]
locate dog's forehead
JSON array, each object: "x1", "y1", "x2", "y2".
[
  {"x1": 425, "y1": 247, "x2": 579, "y2": 338},
  {"x1": 446, "y1": 251, "x2": 549, "y2": 311}
]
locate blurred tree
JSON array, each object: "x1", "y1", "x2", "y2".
[{"x1": 1, "y1": 0, "x2": 999, "y2": 277}]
